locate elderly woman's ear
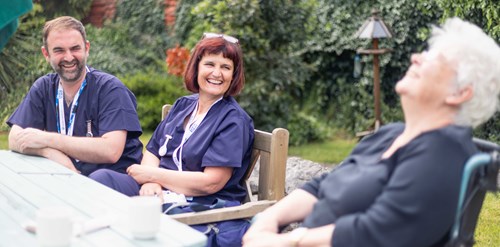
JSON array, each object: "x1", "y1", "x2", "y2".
[{"x1": 445, "y1": 85, "x2": 473, "y2": 106}]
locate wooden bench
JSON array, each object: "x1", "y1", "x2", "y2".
[{"x1": 161, "y1": 104, "x2": 289, "y2": 225}]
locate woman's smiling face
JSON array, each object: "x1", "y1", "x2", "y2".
[{"x1": 197, "y1": 52, "x2": 234, "y2": 99}]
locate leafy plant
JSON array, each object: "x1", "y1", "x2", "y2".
[
  {"x1": 121, "y1": 69, "x2": 188, "y2": 131},
  {"x1": 0, "y1": 4, "x2": 50, "y2": 131},
  {"x1": 85, "y1": 0, "x2": 170, "y2": 76},
  {"x1": 165, "y1": 45, "x2": 190, "y2": 76},
  {"x1": 436, "y1": 0, "x2": 500, "y2": 40},
  {"x1": 435, "y1": 0, "x2": 500, "y2": 142},
  {"x1": 287, "y1": 112, "x2": 329, "y2": 146},
  {"x1": 35, "y1": 0, "x2": 92, "y2": 20},
  {"x1": 298, "y1": 0, "x2": 442, "y2": 132},
  {"x1": 85, "y1": 24, "x2": 160, "y2": 75},
  {"x1": 174, "y1": 0, "x2": 317, "y2": 144},
  {"x1": 113, "y1": 0, "x2": 171, "y2": 62},
  {"x1": 173, "y1": 0, "x2": 448, "y2": 144},
  {"x1": 0, "y1": 84, "x2": 31, "y2": 131},
  {"x1": 0, "y1": 4, "x2": 48, "y2": 95}
]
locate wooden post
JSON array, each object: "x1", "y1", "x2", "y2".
[{"x1": 372, "y1": 38, "x2": 381, "y2": 130}]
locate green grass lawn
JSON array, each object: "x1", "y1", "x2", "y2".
[
  {"x1": 289, "y1": 138, "x2": 357, "y2": 165},
  {"x1": 140, "y1": 131, "x2": 153, "y2": 151},
  {"x1": 475, "y1": 193, "x2": 500, "y2": 247},
  {"x1": 0, "y1": 131, "x2": 8, "y2": 149},
  {"x1": 0, "y1": 131, "x2": 498, "y2": 245}
]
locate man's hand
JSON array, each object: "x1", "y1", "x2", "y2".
[
  {"x1": 41, "y1": 148, "x2": 80, "y2": 173},
  {"x1": 10, "y1": 124, "x2": 127, "y2": 164},
  {"x1": 16, "y1": 127, "x2": 50, "y2": 152}
]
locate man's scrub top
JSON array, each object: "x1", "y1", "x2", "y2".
[
  {"x1": 7, "y1": 67, "x2": 143, "y2": 176},
  {"x1": 146, "y1": 94, "x2": 254, "y2": 204}
]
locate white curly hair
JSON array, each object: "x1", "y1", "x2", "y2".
[{"x1": 429, "y1": 17, "x2": 500, "y2": 128}]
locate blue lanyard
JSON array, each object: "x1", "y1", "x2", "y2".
[{"x1": 55, "y1": 68, "x2": 89, "y2": 136}]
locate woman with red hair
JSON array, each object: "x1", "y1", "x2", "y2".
[{"x1": 90, "y1": 34, "x2": 254, "y2": 246}]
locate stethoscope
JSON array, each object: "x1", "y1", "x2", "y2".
[
  {"x1": 158, "y1": 135, "x2": 172, "y2": 156},
  {"x1": 158, "y1": 97, "x2": 222, "y2": 171},
  {"x1": 159, "y1": 103, "x2": 205, "y2": 172}
]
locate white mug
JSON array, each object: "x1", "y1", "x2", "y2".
[
  {"x1": 128, "y1": 196, "x2": 161, "y2": 239},
  {"x1": 36, "y1": 206, "x2": 73, "y2": 247}
]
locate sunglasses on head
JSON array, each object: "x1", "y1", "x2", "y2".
[{"x1": 202, "y1": 32, "x2": 239, "y2": 44}]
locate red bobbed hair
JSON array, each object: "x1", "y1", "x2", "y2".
[{"x1": 183, "y1": 37, "x2": 245, "y2": 97}]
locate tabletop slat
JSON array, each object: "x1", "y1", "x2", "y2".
[{"x1": 0, "y1": 150, "x2": 206, "y2": 247}]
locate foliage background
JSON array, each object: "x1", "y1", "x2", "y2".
[
  {"x1": 171, "y1": 0, "x2": 500, "y2": 144},
  {"x1": 0, "y1": 2, "x2": 498, "y2": 245},
  {"x1": 0, "y1": 0, "x2": 498, "y2": 144}
]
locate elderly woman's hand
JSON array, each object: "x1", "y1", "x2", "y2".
[
  {"x1": 243, "y1": 231, "x2": 295, "y2": 247},
  {"x1": 243, "y1": 212, "x2": 281, "y2": 244}
]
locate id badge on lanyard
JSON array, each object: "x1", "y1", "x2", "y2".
[{"x1": 56, "y1": 66, "x2": 89, "y2": 136}]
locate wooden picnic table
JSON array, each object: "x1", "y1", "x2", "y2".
[{"x1": 0, "y1": 150, "x2": 207, "y2": 247}]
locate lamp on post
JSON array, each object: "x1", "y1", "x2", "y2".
[{"x1": 354, "y1": 9, "x2": 392, "y2": 135}]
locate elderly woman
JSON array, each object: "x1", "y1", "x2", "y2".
[
  {"x1": 90, "y1": 33, "x2": 254, "y2": 208},
  {"x1": 243, "y1": 18, "x2": 500, "y2": 247}
]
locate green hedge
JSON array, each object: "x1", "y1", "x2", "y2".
[
  {"x1": 121, "y1": 70, "x2": 188, "y2": 131},
  {"x1": 286, "y1": 112, "x2": 329, "y2": 146}
]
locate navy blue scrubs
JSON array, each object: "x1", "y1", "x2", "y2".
[
  {"x1": 7, "y1": 67, "x2": 143, "y2": 176},
  {"x1": 90, "y1": 94, "x2": 254, "y2": 204}
]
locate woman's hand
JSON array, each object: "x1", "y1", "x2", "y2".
[
  {"x1": 140, "y1": 183, "x2": 163, "y2": 201},
  {"x1": 127, "y1": 164, "x2": 158, "y2": 184}
]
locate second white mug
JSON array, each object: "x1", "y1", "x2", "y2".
[
  {"x1": 36, "y1": 206, "x2": 73, "y2": 247},
  {"x1": 128, "y1": 196, "x2": 162, "y2": 239}
]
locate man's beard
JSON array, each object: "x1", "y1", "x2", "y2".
[{"x1": 52, "y1": 59, "x2": 85, "y2": 83}]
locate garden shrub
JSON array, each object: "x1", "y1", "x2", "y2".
[
  {"x1": 2, "y1": 0, "x2": 498, "y2": 144},
  {"x1": 38, "y1": 0, "x2": 91, "y2": 20},
  {"x1": 0, "y1": 4, "x2": 50, "y2": 131},
  {"x1": 475, "y1": 114, "x2": 500, "y2": 143},
  {"x1": 174, "y1": 0, "x2": 315, "y2": 127},
  {"x1": 85, "y1": 0, "x2": 171, "y2": 76},
  {"x1": 121, "y1": 70, "x2": 188, "y2": 131},
  {"x1": 85, "y1": 24, "x2": 160, "y2": 76},
  {"x1": 0, "y1": 85, "x2": 30, "y2": 131},
  {"x1": 286, "y1": 112, "x2": 329, "y2": 146},
  {"x1": 172, "y1": 0, "x2": 445, "y2": 142}
]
